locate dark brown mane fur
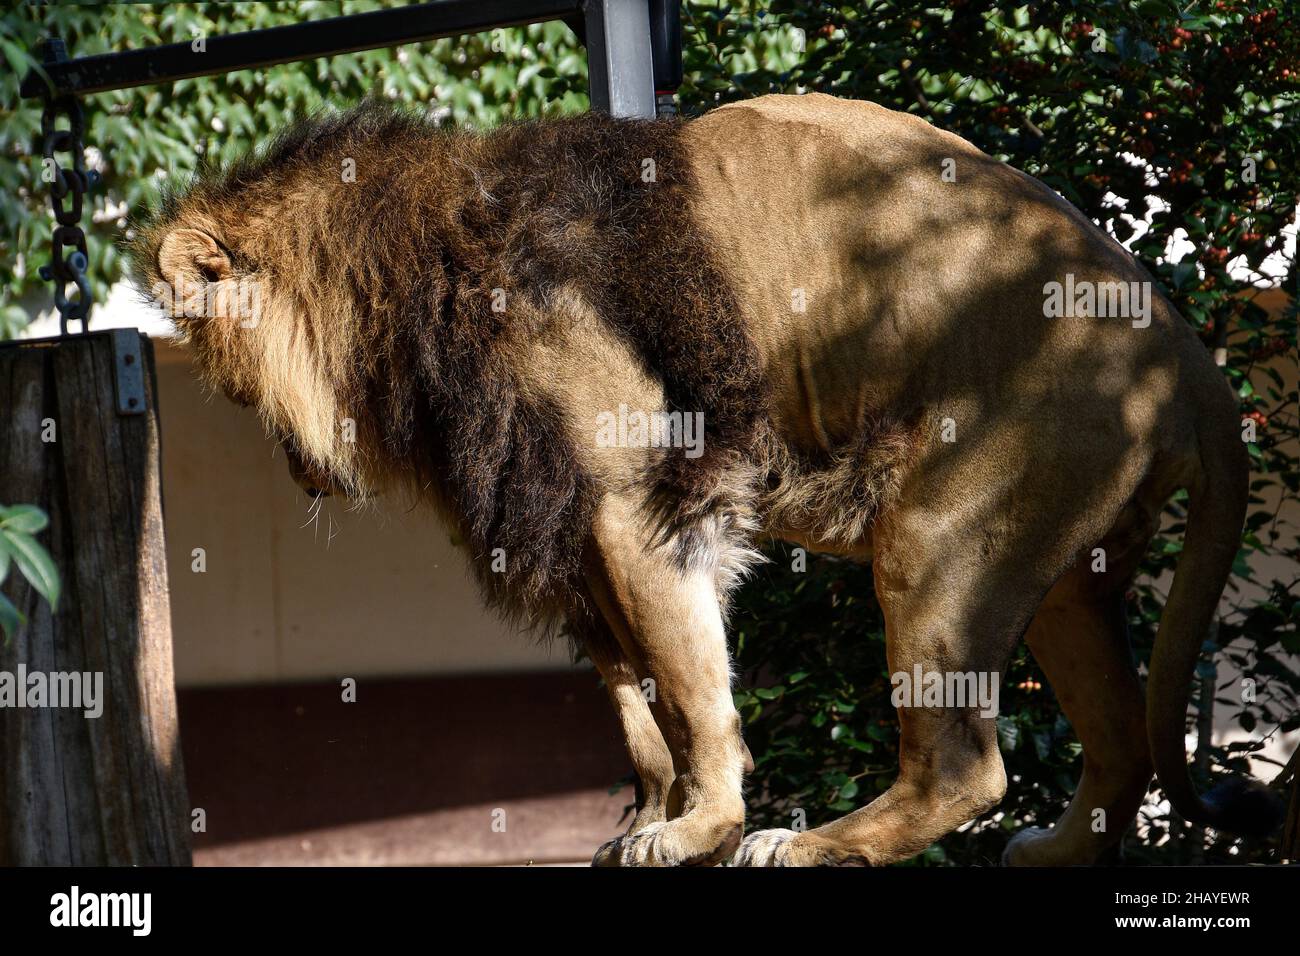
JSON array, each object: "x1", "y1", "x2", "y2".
[{"x1": 128, "y1": 101, "x2": 770, "y2": 634}]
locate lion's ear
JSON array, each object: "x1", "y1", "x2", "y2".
[{"x1": 158, "y1": 228, "x2": 231, "y2": 288}]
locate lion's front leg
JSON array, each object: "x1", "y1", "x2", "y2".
[
  {"x1": 584, "y1": 498, "x2": 747, "y2": 867},
  {"x1": 579, "y1": 618, "x2": 677, "y2": 836}
]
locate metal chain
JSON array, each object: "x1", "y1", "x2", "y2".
[{"x1": 36, "y1": 84, "x2": 97, "y2": 335}]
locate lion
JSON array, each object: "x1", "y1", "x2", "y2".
[{"x1": 128, "y1": 92, "x2": 1279, "y2": 866}]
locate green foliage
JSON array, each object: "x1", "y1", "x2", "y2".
[
  {"x1": 682, "y1": 0, "x2": 1298, "y2": 864},
  {"x1": 0, "y1": 1, "x2": 589, "y2": 338},
  {"x1": 0, "y1": 504, "x2": 59, "y2": 641}
]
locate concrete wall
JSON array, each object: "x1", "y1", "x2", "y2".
[{"x1": 153, "y1": 339, "x2": 572, "y2": 686}]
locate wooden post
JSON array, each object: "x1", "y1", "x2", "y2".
[{"x1": 0, "y1": 331, "x2": 190, "y2": 865}]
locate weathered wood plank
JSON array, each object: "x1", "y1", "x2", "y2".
[{"x1": 0, "y1": 332, "x2": 190, "y2": 865}]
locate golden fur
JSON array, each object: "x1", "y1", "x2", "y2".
[{"x1": 130, "y1": 94, "x2": 1275, "y2": 867}]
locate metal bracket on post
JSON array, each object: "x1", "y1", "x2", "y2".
[
  {"x1": 648, "y1": 0, "x2": 683, "y2": 117},
  {"x1": 584, "y1": 0, "x2": 656, "y2": 118},
  {"x1": 111, "y1": 329, "x2": 146, "y2": 415}
]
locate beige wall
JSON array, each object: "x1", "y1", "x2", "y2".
[{"x1": 153, "y1": 340, "x2": 573, "y2": 686}]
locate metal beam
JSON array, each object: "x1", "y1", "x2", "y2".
[
  {"x1": 583, "y1": 0, "x2": 656, "y2": 118},
  {"x1": 649, "y1": 0, "x2": 682, "y2": 93},
  {"x1": 20, "y1": 0, "x2": 582, "y2": 99}
]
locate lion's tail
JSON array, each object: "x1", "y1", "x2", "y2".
[{"x1": 1145, "y1": 379, "x2": 1281, "y2": 837}]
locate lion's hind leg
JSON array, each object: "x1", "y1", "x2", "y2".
[
  {"x1": 735, "y1": 499, "x2": 1066, "y2": 866},
  {"x1": 1003, "y1": 511, "x2": 1158, "y2": 866}
]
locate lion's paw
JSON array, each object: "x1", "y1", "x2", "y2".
[
  {"x1": 1003, "y1": 825, "x2": 1112, "y2": 866},
  {"x1": 732, "y1": 829, "x2": 870, "y2": 866},
  {"x1": 592, "y1": 821, "x2": 668, "y2": 867},
  {"x1": 1001, "y1": 826, "x2": 1055, "y2": 866},
  {"x1": 592, "y1": 818, "x2": 742, "y2": 867},
  {"x1": 731, "y1": 828, "x2": 798, "y2": 866}
]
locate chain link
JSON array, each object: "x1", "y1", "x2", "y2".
[{"x1": 37, "y1": 90, "x2": 97, "y2": 335}]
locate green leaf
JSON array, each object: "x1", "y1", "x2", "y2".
[
  {"x1": 997, "y1": 716, "x2": 1020, "y2": 752},
  {"x1": 0, "y1": 504, "x2": 49, "y2": 535},
  {"x1": 1, "y1": 37, "x2": 32, "y2": 80},
  {"x1": 0, "y1": 529, "x2": 59, "y2": 612},
  {"x1": 922, "y1": 844, "x2": 948, "y2": 864},
  {"x1": 0, "y1": 591, "x2": 22, "y2": 642},
  {"x1": 1033, "y1": 731, "x2": 1052, "y2": 761},
  {"x1": 1139, "y1": 0, "x2": 1176, "y2": 18}
]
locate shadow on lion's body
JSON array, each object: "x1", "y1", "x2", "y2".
[{"x1": 130, "y1": 93, "x2": 1275, "y2": 866}]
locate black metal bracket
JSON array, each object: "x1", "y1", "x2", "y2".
[
  {"x1": 110, "y1": 328, "x2": 146, "y2": 415},
  {"x1": 649, "y1": 0, "x2": 682, "y2": 93}
]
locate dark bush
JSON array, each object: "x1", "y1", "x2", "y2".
[{"x1": 678, "y1": 0, "x2": 1299, "y2": 864}]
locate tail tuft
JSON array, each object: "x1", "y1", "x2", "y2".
[{"x1": 1198, "y1": 777, "x2": 1284, "y2": 838}]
